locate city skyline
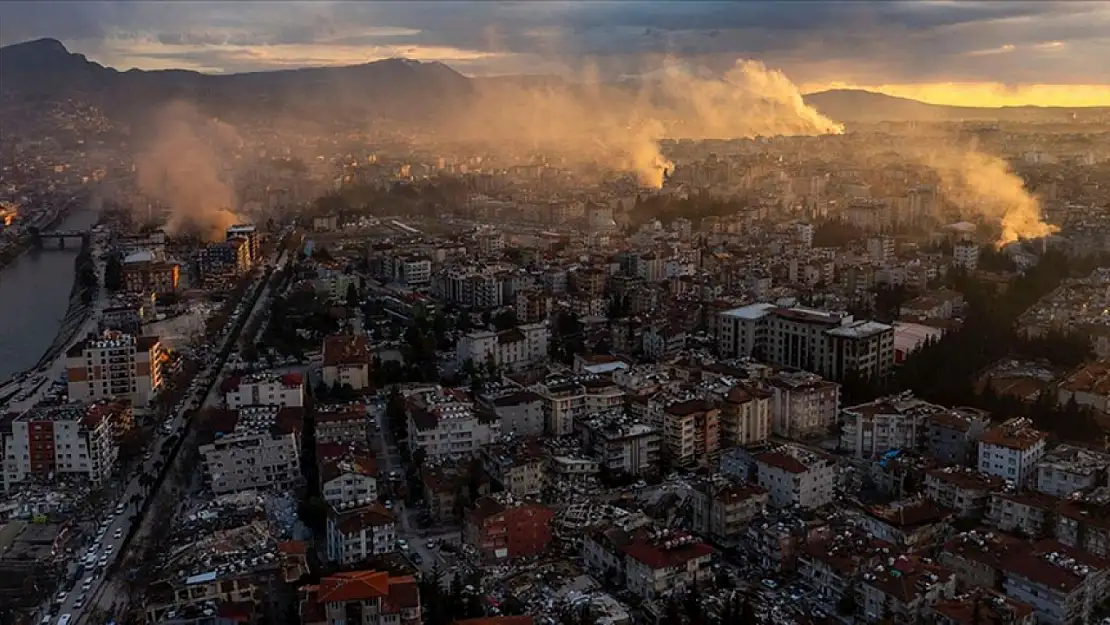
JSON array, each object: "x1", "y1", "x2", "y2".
[{"x1": 1, "y1": 0, "x2": 1109, "y2": 107}]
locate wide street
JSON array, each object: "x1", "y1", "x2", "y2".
[{"x1": 47, "y1": 246, "x2": 290, "y2": 625}]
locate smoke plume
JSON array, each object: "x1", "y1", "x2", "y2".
[
  {"x1": 135, "y1": 101, "x2": 242, "y2": 240},
  {"x1": 451, "y1": 58, "x2": 843, "y2": 187},
  {"x1": 913, "y1": 143, "x2": 1058, "y2": 246}
]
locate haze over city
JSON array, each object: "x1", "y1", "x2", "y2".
[{"x1": 2, "y1": 3, "x2": 1110, "y2": 625}]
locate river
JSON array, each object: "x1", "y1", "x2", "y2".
[{"x1": 0, "y1": 207, "x2": 100, "y2": 381}]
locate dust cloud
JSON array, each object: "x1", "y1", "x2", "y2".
[
  {"x1": 454, "y1": 58, "x2": 844, "y2": 187},
  {"x1": 135, "y1": 101, "x2": 242, "y2": 241},
  {"x1": 911, "y1": 143, "x2": 1058, "y2": 246}
]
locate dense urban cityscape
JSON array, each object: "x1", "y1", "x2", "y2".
[{"x1": 2, "y1": 3, "x2": 1110, "y2": 625}]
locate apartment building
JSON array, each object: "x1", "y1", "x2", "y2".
[
  {"x1": 223, "y1": 372, "x2": 305, "y2": 409},
  {"x1": 689, "y1": 480, "x2": 768, "y2": 541},
  {"x1": 753, "y1": 445, "x2": 837, "y2": 509},
  {"x1": 314, "y1": 403, "x2": 370, "y2": 446},
  {"x1": 1057, "y1": 360, "x2": 1110, "y2": 413},
  {"x1": 407, "y1": 387, "x2": 501, "y2": 460},
  {"x1": 859, "y1": 556, "x2": 957, "y2": 623},
  {"x1": 924, "y1": 407, "x2": 991, "y2": 466},
  {"x1": 977, "y1": 418, "x2": 1048, "y2": 487},
  {"x1": 387, "y1": 254, "x2": 432, "y2": 286},
  {"x1": 226, "y1": 224, "x2": 261, "y2": 266},
  {"x1": 1000, "y1": 541, "x2": 1109, "y2": 625},
  {"x1": 66, "y1": 330, "x2": 165, "y2": 407},
  {"x1": 320, "y1": 454, "x2": 378, "y2": 509},
  {"x1": 929, "y1": 589, "x2": 1036, "y2": 625},
  {"x1": 621, "y1": 531, "x2": 713, "y2": 601},
  {"x1": 839, "y1": 393, "x2": 943, "y2": 459},
  {"x1": 1, "y1": 402, "x2": 118, "y2": 490},
  {"x1": 859, "y1": 499, "x2": 952, "y2": 549},
  {"x1": 480, "y1": 390, "x2": 545, "y2": 437},
  {"x1": 766, "y1": 371, "x2": 840, "y2": 440},
  {"x1": 300, "y1": 570, "x2": 421, "y2": 625},
  {"x1": 480, "y1": 441, "x2": 546, "y2": 498},
  {"x1": 925, "y1": 467, "x2": 1006, "y2": 520},
  {"x1": 1055, "y1": 487, "x2": 1110, "y2": 558},
  {"x1": 642, "y1": 323, "x2": 688, "y2": 360},
  {"x1": 200, "y1": 238, "x2": 251, "y2": 285},
  {"x1": 797, "y1": 527, "x2": 894, "y2": 608},
  {"x1": 321, "y1": 334, "x2": 372, "y2": 390},
  {"x1": 326, "y1": 502, "x2": 398, "y2": 564},
  {"x1": 463, "y1": 496, "x2": 553, "y2": 562},
  {"x1": 719, "y1": 385, "x2": 772, "y2": 447},
  {"x1": 121, "y1": 256, "x2": 180, "y2": 295},
  {"x1": 939, "y1": 530, "x2": 1024, "y2": 590},
  {"x1": 986, "y1": 491, "x2": 1060, "y2": 538},
  {"x1": 577, "y1": 414, "x2": 662, "y2": 477},
  {"x1": 954, "y1": 242, "x2": 980, "y2": 270},
  {"x1": 197, "y1": 406, "x2": 303, "y2": 495},
  {"x1": 661, "y1": 398, "x2": 721, "y2": 468},
  {"x1": 531, "y1": 373, "x2": 625, "y2": 436},
  {"x1": 455, "y1": 323, "x2": 548, "y2": 372},
  {"x1": 825, "y1": 320, "x2": 897, "y2": 381},
  {"x1": 716, "y1": 304, "x2": 894, "y2": 382},
  {"x1": 1034, "y1": 444, "x2": 1110, "y2": 498}
]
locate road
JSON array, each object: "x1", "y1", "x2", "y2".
[
  {"x1": 46, "y1": 249, "x2": 290, "y2": 625},
  {"x1": 366, "y1": 397, "x2": 462, "y2": 585},
  {"x1": 81, "y1": 247, "x2": 290, "y2": 621}
]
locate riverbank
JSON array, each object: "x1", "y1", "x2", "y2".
[
  {"x1": 33, "y1": 237, "x2": 98, "y2": 371},
  {"x1": 0, "y1": 204, "x2": 65, "y2": 271}
]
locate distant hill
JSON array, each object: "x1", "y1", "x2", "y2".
[
  {"x1": 2, "y1": 38, "x2": 1106, "y2": 126},
  {"x1": 0, "y1": 38, "x2": 473, "y2": 122},
  {"x1": 802, "y1": 88, "x2": 1109, "y2": 123}
]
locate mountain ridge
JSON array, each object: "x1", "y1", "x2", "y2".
[{"x1": 2, "y1": 37, "x2": 1105, "y2": 124}]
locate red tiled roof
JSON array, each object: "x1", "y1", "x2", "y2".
[
  {"x1": 622, "y1": 537, "x2": 713, "y2": 570},
  {"x1": 277, "y1": 540, "x2": 307, "y2": 555},
  {"x1": 317, "y1": 570, "x2": 390, "y2": 603},
  {"x1": 387, "y1": 577, "x2": 420, "y2": 609},
  {"x1": 756, "y1": 451, "x2": 809, "y2": 474}
]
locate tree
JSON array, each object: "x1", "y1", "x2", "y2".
[
  {"x1": 104, "y1": 253, "x2": 123, "y2": 291},
  {"x1": 345, "y1": 281, "x2": 360, "y2": 310},
  {"x1": 491, "y1": 309, "x2": 517, "y2": 332}
]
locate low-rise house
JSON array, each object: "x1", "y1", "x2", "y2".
[
  {"x1": 326, "y1": 502, "x2": 398, "y2": 565},
  {"x1": 300, "y1": 569, "x2": 421, "y2": 625},
  {"x1": 322, "y1": 334, "x2": 372, "y2": 390},
  {"x1": 420, "y1": 463, "x2": 491, "y2": 524}
]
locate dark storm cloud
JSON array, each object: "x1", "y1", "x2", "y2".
[{"x1": 0, "y1": 0, "x2": 1106, "y2": 85}]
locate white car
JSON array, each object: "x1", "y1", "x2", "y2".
[
  {"x1": 397, "y1": 539, "x2": 409, "y2": 551},
  {"x1": 98, "y1": 556, "x2": 108, "y2": 567},
  {"x1": 113, "y1": 528, "x2": 123, "y2": 539},
  {"x1": 73, "y1": 597, "x2": 84, "y2": 610}
]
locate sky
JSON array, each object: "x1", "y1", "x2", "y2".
[{"x1": 1, "y1": 0, "x2": 1108, "y2": 106}]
